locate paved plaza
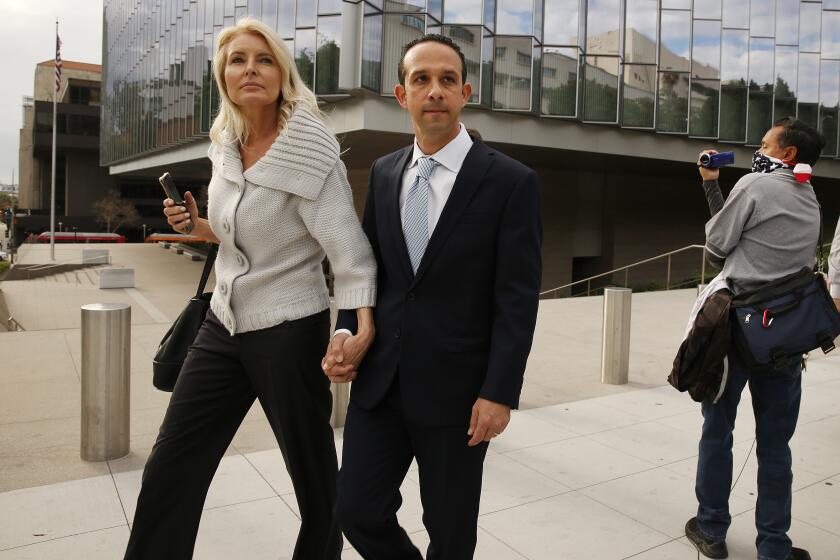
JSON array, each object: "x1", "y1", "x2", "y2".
[{"x1": 0, "y1": 244, "x2": 837, "y2": 559}]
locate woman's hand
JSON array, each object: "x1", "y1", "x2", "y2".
[
  {"x1": 163, "y1": 191, "x2": 199, "y2": 233},
  {"x1": 697, "y1": 150, "x2": 720, "y2": 182},
  {"x1": 322, "y1": 307, "x2": 375, "y2": 383}
]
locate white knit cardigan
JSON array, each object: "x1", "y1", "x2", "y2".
[{"x1": 206, "y1": 107, "x2": 377, "y2": 335}]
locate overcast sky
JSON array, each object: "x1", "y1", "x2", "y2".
[{"x1": 0, "y1": 0, "x2": 103, "y2": 186}]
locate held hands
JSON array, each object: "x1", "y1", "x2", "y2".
[
  {"x1": 697, "y1": 150, "x2": 720, "y2": 182},
  {"x1": 467, "y1": 398, "x2": 511, "y2": 446},
  {"x1": 163, "y1": 191, "x2": 199, "y2": 234},
  {"x1": 322, "y1": 331, "x2": 373, "y2": 383}
]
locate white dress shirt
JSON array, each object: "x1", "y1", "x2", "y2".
[
  {"x1": 333, "y1": 124, "x2": 474, "y2": 338},
  {"x1": 400, "y1": 123, "x2": 474, "y2": 234}
]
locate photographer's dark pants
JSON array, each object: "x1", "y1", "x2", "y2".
[
  {"x1": 124, "y1": 309, "x2": 341, "y2": 560},
  {"x1": 695, "y1": 357, "x2": 802, "y2": 560}
]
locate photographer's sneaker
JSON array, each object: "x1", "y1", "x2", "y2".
[
  {"x1": 785, "y1": 547, "x2": 811, "y2": 560},
  {"x1": 685, "y1": 517, "x2": 728, "y2": 559}
]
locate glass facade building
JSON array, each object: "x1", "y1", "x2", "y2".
[{"x1": 102, "y1": 0, "x2": 840, "y2": 166}]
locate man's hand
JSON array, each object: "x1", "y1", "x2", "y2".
[
  {"x1": 834, "y1": 298, "x2": 840, "y2": 313},
  {"x1": 698, "y1": 150, "x2": 720, "y2": 182},
  {"x1": 322, "y1": 332, "x2": 372, "y2": 383},
  {"x1": 467, "y1": 398, "x2": 511, "y2": 446}
]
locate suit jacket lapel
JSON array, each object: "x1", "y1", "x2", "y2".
[
  {"x1": 378, "y1": 146, "x2": 415, "y2": 283},
  {"x1": 410, "y1": 141, "x2": 494, "y2": 288}
]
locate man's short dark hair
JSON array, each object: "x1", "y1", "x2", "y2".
[
  {"x1": 398, "y1": 34, "x2": 467, "y2": 86},
  {"x1": 773, "y1": 117, "x2": 826, "y2": 166}
]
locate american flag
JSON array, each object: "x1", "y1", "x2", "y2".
[{"x1": 55, "y1": 34, "x2": 62, "y2": 93}]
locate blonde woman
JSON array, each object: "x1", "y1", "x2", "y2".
[{"x1": 124, "y1": 18, "x2": 376, "y2": 560}]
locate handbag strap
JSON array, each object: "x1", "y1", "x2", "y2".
[
  {"x1": 196, "y1": 243, "x2": 218, "y2": 297},
  {"x1": 816, "y1": 206, "x2": 825, "y2": 274}
]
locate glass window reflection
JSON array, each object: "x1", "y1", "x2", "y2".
[
  {"x1": 319, "y1": 0, "x2": 342, "y2": 14},
  {"x1": 481, "y1": 33, "x2": 494, "y2": 106},
  {"x1": 361, "y1": 15, "x2": 382, "y2": 91},
  {"x1": 382, "y1": 14, "x2": 425, "y2": 94},
  {"x1": 443, "y1": 0, "x2": 482, "y2": 25},
  {"x1": 496, "y1": 0, "x2": 533, "y2": 36},
  {"x1": 690, "y1": 79, "x2": 720, "y2": 137},
  {"x1": 494, "y1": 36, "x2": 533, "y2": 110},
  {"x1": 544, "y1": 0, "x2": 580, "y2": 46},
  {"x1": 822, "y1": 11, "x2": 840, "y2": 59},
  {"x1": 662, "y1": 0, "x2": 690, "y2": 8},
  {"x1": 722, "y1": 0, "x2": 748, "y2": 29},
  {"x1": 694, "y1": 0, "x2": 721, "y2": 20},
  {"x1": 747, "y1": 90, "x2": 772, "y2": 144},
  {"x1": 542, "y1": 47, "x2": 579, "y2": 117},
  {"x1": 692, "y1": 19, "x2": 721, "y2": 79},
  {"x1": 483, "y1": 0, "x2": 495, "y2": 30},
  {"x1": 721, "y1": 29, "x2": 748, "y2": 84},
  {"x1": 660, "y1": 10, "x2": 691, "y2": 72},
  {"x1": 582, "y1": 55, "x2": 618, "y2": 122},
  {"x1": 586, "y1": 0, "x2": 621, "y2": 55},
  {"x1": 749, "y1": 38, "x2": 774, "y2": 90},
  {"x1": 624, "y1": 0, "x2": 657, "y2": 63},
  {"x1": 797, "y1": 52, "x2": 819, "y2": 126},
  {"x1": 819, "y1": 59, "x2": 840, "y2": 156},
  {"x1": 382, "y1": 0, "x2": 425, "y2": 13},
  {"x1": 316, "y1": 16, "x2": 341, "y2": 94},
  {"x1": 443, "y1": 25, "x2": 481, "y2": 102},
  {"x1": 657, "y1": 71, "x2": 689, "y2": 133},
  {"x1": 798, "y1": 2, "x2": 820, "y2": 53},
  {"x1": 296, "y1": 0, "x2": 315, "y2": 27},
  {"x1": 749, "y1": 0, "x2": 774, "y2": 37},
  {"x1": 774, "y1": 0, "x2": 798, "y2": 45},
  {"x1": 774, "y1": 45, "x2": 797, "y2": 120},
  {"x1": 294, "y1": 28, "x2": 316, "y2": 89},
  {"x1": 622, "y1": 63, "x2": 656, "y2": 127},
  {"x1": 719, "y1": 85, "x2": 747, "y2": 141}
]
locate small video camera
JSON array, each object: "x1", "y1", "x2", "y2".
[{"x1": 699, "y1": 152, "x2": 735, "y2": 168}]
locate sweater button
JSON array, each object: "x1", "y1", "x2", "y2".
[
  {"x1": 223, "y1": 221, "x2": 230, "y2": 233},
  {"x1": 236, "y1": 254, "x2": 245, "y2": 267},
  {"x1": 220, "y1": 283, "x2": 227, "y2": 294}
]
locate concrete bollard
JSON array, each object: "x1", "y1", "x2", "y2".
[
  {"x1": 81, "y1": 303, "x2": 131, "y2": 462},
  {"x1": 601, "y1": 288, "x2": 632, "y2": 385}
]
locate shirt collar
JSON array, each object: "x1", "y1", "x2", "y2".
[{"x1": 409, "y1": 123, "x2": 474, "y2": 173}]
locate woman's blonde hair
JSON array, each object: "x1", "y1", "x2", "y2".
[{"x1": 209, "y1": 17, "x2": 321, "y2": 146}]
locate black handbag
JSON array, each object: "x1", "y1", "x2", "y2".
[{"x1": 152, "y1": 244, "x2": 218, "y2": 391}]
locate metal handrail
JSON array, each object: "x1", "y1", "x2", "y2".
[{"x1": 540, "y1": 244, "x2": 707, "y2": 298}]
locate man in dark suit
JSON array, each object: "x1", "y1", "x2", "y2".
[{"x1": 322, "y1": 34, "x2": 542, "y2": 559}]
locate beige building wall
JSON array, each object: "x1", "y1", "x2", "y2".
[
  {"x1": 33, "y1": 62, "x2": 101, "y2": 103},
  {"x1": 17, "y1": 101, "x2": 37, "y2": 209}
]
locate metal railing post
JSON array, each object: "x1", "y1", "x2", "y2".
[
  {"x1": 624, "y1": 267, "x2": 629, "y2": 287},
  {"x1": 81, "y1": 303, "x2": 131, "y2": 462},
  {"x1": 601, "y1": 288, "x2": 632, "y2": 385},
  {"x1": 666, "y1": 255, "x2": 672, "y2": 290}
]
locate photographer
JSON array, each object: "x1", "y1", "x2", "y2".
[{"x1": 685, "y1": 118, "x2": 824, "y2": 560}]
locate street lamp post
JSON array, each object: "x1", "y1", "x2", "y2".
[{"x1": 142, "y1": 224, "x2": 146, "y2": 241}]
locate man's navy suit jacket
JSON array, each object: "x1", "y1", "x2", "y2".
[{"x1": 336, "y1": 139, "x2": 542, "y2": 427}]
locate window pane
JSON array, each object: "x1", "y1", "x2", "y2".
[
  {"x1": 295, "y1": 28, "x2": 315, "y2": 89},
  {"x1": 319, "y1": 0, "x2": 342, "y2": 14},
  {"x1": 749, "y1": 0, "x2": 774, "y2": 37},
  {"x1": 819, "y1": 59, "x2": 840, "y2": 156},
  {"x1": 799, "y1": 2, "x2": 820, "y2": 52},
  {"x1": 774, "y1": 0, "x2": 798, "y2": 45},
  {"x1": 749, "y1": 37, "x2": 774, "y2": 90},
  {"x1": 481, "y1": 33, "x2": 494, "y2": 105},
  {"x1": 624, "y1": 0, "x2": 657, "y2": 63},
  {"x1": 774, "y1": 45, "x2": 797, "y2": 102},
  {"x1": 428, "y1": 0, "x2": 442, "y2": 21},
  {"x1": 693, "y1": 0, "x2": 721, "y2": 20},
  {"x1": 822, "y1": 11, "x2": 840, "y2": 59},
  {"x1": 622, "y1": 63, "x2": 656, "y2": 127},
  {"x1": 586, "y1": 0, "x2": 621, "y2": 55},
  {"x1": 690, "y1": 79, "x2": 720, "y2": 137},
  {"x1": 721, "y1": 29, "x2": 748, "y2": 85},
  {"x1": 493, "y1": 37, "x2": 533, "y2": 110},
  {"x1": 382, "y1": 0, "x2": 425, "y2": 13},
  {"x1": 315, "y1": 16, "x2": 341, "y2": 94},
  {"x1": 278, "y1": 0, "x2": 295, "y2": 37},
  {"x1": 659, "y1": 10, "x2": 691, "y2": 72},
  {"x1": 825, "y1": 0, "x2": 840, "y2": 8},
  {"x1": 719, "y1": 85, "x2": 747, "y2": 141},
  {"x1": 657, "y1": 71, "x2": 689, "y2": 132},
  {"x1": 541, "y1": 47, "x2": 579, "y2": 116},
  {"x1": 582, "y1": 55, "x2": 618, "y2": 121},
  {"x1": 747, "y1": 91, "x2": 772, "y2": 144},
  {"x1": 484, "y1": 0, "x2": 495, "y2": 30},
  {"x1": 692, "y1": 19, "x2": 721, "y2": 79},
  {"x1": 296, "y1": 0, "x2": 315, "y2": 27},
  {"x1": 544, "y1": 0, "x2": 581, "y2": 46},
  {"x1": 797, "y1": 52, "x2": 819, "y2": 126},
  {"x1": 382, "y1": 14, "x2": 425, "y2": 94},
  {"x1": 443, "y1": 25, "x2": 481, "y2": 102},
  {"x1": 662, "y1": 0, "x2": 690, "y2": 8},
  {"x1": 497, "y1": 0, "x2": 533, "y2": 35},
  {"x1": 443, "y1": 0, "x2": 482, "y2": 24},
  {"x1": 362, "y1": 16, "x2": 382, "y2": 91},
  {"x1": 722, "y1": 0, "x2": 748, "y2": 29}
]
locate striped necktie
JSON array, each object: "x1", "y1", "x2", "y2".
[{"x1": 403, "y1": 156, "x2": 438, "y2": 274}]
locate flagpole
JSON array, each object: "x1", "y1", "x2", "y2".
[{"x1": 50, "y1": 17, "x2": 58, "y2": 260}]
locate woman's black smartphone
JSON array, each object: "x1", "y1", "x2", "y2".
[{"x1": 158, "y1": 172, "x2": 184, "y2": 205}]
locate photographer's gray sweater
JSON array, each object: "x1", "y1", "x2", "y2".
[
  {"x1": 702, "y1": 169, "x2": 820, "y2": 294},
  {"x1": 207, "y1": 108, "x2": 376, "y2": 335}
]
